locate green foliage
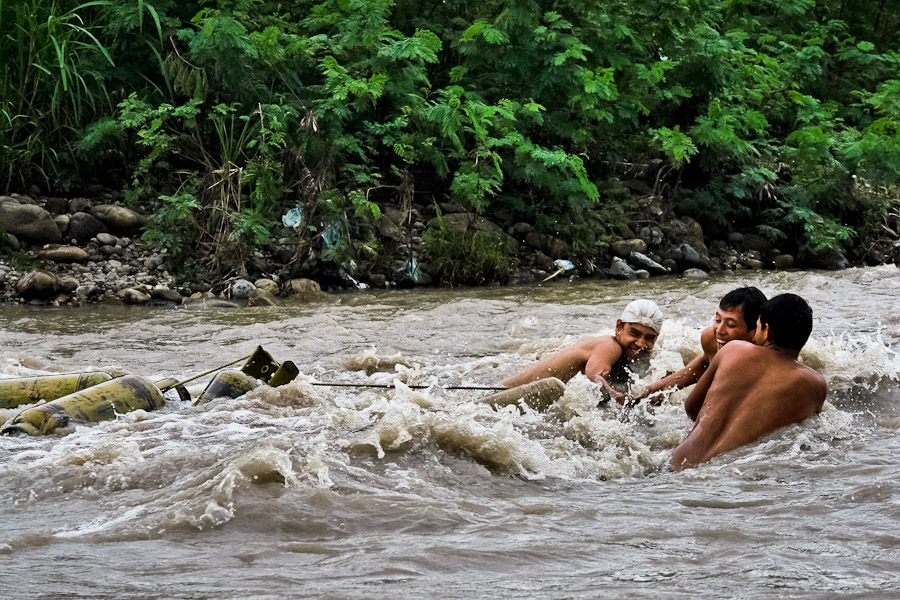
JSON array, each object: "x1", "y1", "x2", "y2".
[
  {"x1": 422, "y1": 218, "x2": 517, "y2": 286},
  {"x1": 4, "y1": 0, "x2": 900, "y2": 274}
]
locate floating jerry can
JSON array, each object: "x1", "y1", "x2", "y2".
[
  {"x1": 478, "y1": 377, "x2": 566, "y2": 412},
  {"x1": 240, "y1": 346, "x2": 298, "y2": 386},
  {"x1": 195, "y1": 370, "x2": 260, "y2": 405},
  {"x1": 0, "y1": 375, "x2": 165, "y2": 436},
  {"x1": 0, "y1": 372, "x2": 113, "y2": 410}
]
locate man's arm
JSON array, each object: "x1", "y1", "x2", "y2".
[
  {"x1": 584, "y1": 337, "x2": 629, "y2": 405},
  {"x1": 640, "y1": 326, "x2": 716, "y2": 404},
  {"x1": 683, "y1": 346, "x2": 721, "y2": 421},
  {"x1": 501, "y1": 337, "x2": 597, "y2": 388}
]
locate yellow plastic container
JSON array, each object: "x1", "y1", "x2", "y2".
[
  {"x1": 0, "y1": 372, "x2": 113, "y2": 409},
  {"x1": 1, "y1": 375, "x2": 165, "y2": 436},
  {"x1": 195, "y1": 370, "x2": 260, "y2": 405}
]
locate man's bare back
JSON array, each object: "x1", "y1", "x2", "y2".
[{"x1": 671, "y1": 294, "x2": 826, "y2": 470}]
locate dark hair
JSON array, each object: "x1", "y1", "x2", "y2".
[
  {"x1": 758, "y1": 293, "x2": 813, "y2": 349},
  {"x1": 719, "y1": 286, "x2": 768, "y2": 330}
]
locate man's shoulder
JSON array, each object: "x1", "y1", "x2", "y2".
[{"x1": 717, "y1": 339, "x2": 759, "y2": 359}]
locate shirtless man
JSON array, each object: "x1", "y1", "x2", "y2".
[
  {"x1": 500, "y1": 299, "x2": 663, "y2": 404},
  {"x1": 670, "y1": 293, "x2": 826, "y2": 471},
  {"x1": 638, "y1": 286, "x2": 766, "y2": 405}
]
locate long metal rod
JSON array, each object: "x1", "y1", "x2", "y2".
[
  {"x1": 308, "y1": 381, "x2": 505, "y2": 391},
  {"x1": 160, "y1": 352, "x2": 255, "y2": 391}
]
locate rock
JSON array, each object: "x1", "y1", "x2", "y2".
[
  {"x1": 662, "y1": 243, "x2": 710, "y2": 270},
  {"x1": 58, "y1": 276, "x2": 80, "y2": 293},
  {"x1": 254, "y1": 278, "x2": 279, "y2": 294},
  {"x1": 773, "y1": 254, "x2": 795, "y2": 269},
  {"x1": 727, "y1": 232, "x2": 744, "y2": 245},
  {"x1": 610, "y1": 238, "x2": 648, "y2": 257},
  {"x1": 68, "y1": 212, "x2": 109, "y2": 244},
  {"x1": 96, "y1": 232, "x2": 118, "y2": 246},
  {"x1": 68, "y1": 197, "x2": 93, "y2": 213},
  {"x1": 367, "y1": 273, "x2": 387, "y2": 288},
  {"x1": 54, "y1": 214, "x2": 70, "y2": 234},
  {"x1": 376, "y1": 213, "x2": 405, "y2": 242},
  {"x1": 626, "y1": 251, "x2": 668, "y2": 274},
  {"x1": 75, "y1": 285, "x2": 98, "y2": 301},
  {"x1": 90, "y1": 205, "x2": 148, "y2": 234},
  {"x1": 17, "y1": 270, "x2": 60, "y2": 298},
  {"x1": 682, "y1": 268, "x2": 709, "y2": 279},
  {"x1": 150, "y1": 287, "x2": 183, "y2": 304},
  {"x1": 38, "y1": 245, "x2": 89, "y2": 263},
  {"x1": 247, "y1": 289, "x2": 280, "y2": 307},
  {"x1": 607, "y1": 257, "x2": 637, "y2": 280},
  {"x1": 638, "y1": 226, "x2": 663, "y2": 247},
  {"x1": 121, "y1": 288, "x2": 151, "y2": 304},
  {"x1": 741, "y1": 233, "x2": 774, "y2": 254},
  {"x1": 743, "y1": 258, "x2": 765, "y2": 269},
  {"x1": 634, "y1": 269, "x2": 650, "y2": 279},
  {"x1": 45, "y1": 197, "x2": 68, "y2": 215},
  {"x1": 805, "y1": 247, "x2": 849, "y2": 270},
  {"x1": 508, "y1": 222, "x2": 533, "y2": 237},
  {"x1": 231, "y1": 278, "x2": 256, "y2": 299},
  {"x1": 0, "y1": 200, "x2": 62, "y2": 243},
  {"x1": 669, "y1": 217, "x2": 704, "y2": 244},
  {"x1": 4, "y1": 233, "x2": 20, "y2": 250},
  {"x1": 524, "y1": 231, "x2": 568, "y2": 259},
  {"x1": 144, "y1": 254, "x2": 166, "y2": 271},
  {"x1": 284, "y1": 278, "x2": 321, "y2": 295}
]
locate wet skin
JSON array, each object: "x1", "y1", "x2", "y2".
[
  {"x1": 640, "y1": 305, "x2": 756, "y2": 404},
  {"x1": 500, "y1": 321, "x2": 658, "y2": 398}
]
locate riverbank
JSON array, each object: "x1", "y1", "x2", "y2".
[{"x1": 1, "y1": 190, "x2": 898, "y2": 306}]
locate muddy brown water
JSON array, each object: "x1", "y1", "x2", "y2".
[{"x1": 2, "y1": 267, "x2": 900, "y2": 599}]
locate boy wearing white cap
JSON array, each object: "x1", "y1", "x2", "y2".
[{"x1": 500, "y1": 299, "x2": 663, "y2": 405}]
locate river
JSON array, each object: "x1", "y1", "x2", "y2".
[{"x1": 2, "y1": 266, "x2": 899, "y2": 599}]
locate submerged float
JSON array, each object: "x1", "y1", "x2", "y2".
[{"x1": 0, "y1": 346, "x2": 298, "y2": 436}]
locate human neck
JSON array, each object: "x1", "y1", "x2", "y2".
[{"x1": 761, "y1": 340, "x2": 800, "y2": 359}]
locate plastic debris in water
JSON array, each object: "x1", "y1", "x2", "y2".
[{"x1": 554, "y1": 259, "x2": 575, "y2": 271}]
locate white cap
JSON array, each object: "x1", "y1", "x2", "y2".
[{"x1": 620, "y1": 299, "x2": 664, "y2": 333}]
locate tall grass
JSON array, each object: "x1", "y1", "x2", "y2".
[{"x1": 0, "y1": 0, "x2": 114, "y2": 189}]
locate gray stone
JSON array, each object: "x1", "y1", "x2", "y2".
[
  {"x1": 634, "y1": 269, "x2": 650, "y2": 279},
  {"x1": 607, "y1": 257, "x2": 636, "y2": 280},
  {"x1": 75, "y1": 285, "x2": 98, "y2": 301},
  {"x1": 681, "y1": 268, "x2": 709, "y2": 279},
  {"x1": 231, "y1": 278, "x2": 256, "y2": 299},
  {"x1": 90, "y1": 204, "x2": 148, "y2": 233},
  {"x1": 254, "y1": 278, "x2": 279, "y2": 294},
  {"x1": 17, "y1": 270, "x2": 60, "y2": 298},
  {"x1": 376, "y1": 213, "x2": 404, "y2": 242},
  {"x1": 508, "y1": 222, "x2": 533, "y2": 237},
  {"x1": 0, "y1": 200, "x2": 62, "y2": 243},
  {"x1": 150, "y1": 287, "x2": 183, "y2": 304},
  {"x1": 610, "y1": 238, "x2": 648, "y2": 257},
  {"x1": 68, "y1": 197, "x2": 93, "y2": 213},
  {"x1": 121, "y1": 288, "x2": 151, "y2": 304},
  {"x1": 58, "y1": 276, "x2": 79, "y2": 293},
  {"x1": 45, "y1": 197, "x2": 68, "y2": 215},
  {"x1": 54, "y1": 214, "x2": 70, "y2": 234},
  {"x1": 773, "y1": 254, "x2": 795, "y2": 269},
  {"x1": 96, "y1": 232, "x2": 118, "y2": 246},
  {"x1": 806, "y1": 247, "x2": 849, "y2": 270},
  {"x1": 144, "y1": 255, "x2": 165, "y2": 271},
  {"x1": 662, "y1": 243, "x2": 710, "y2": 270},
  {"x1": 727, "y1": 232, "x2": 744, "y2": 245},
  {"x1": 38, "y1": 245, "x2": 89, "y2": 263},
  {"x1": 4, "y1": 233, "x2": 20, "y2": 250},
  {"x1": 742, "y1": 258, "x2": 765, "y2": 270},
  {"x1": 68, "y1": 212, "x2": 109, "y2": 244},
  {"x1": 626, "y1": 251, "x2": 668, "y2": 274},
  {"x1": 107, "y1": 259, "x2": 123, "y2": 270},
  {"x1": 638, "y1": 226, "x2": 663, "y2": 247}
]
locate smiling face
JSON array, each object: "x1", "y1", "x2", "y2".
[
  {"x1": 615, "y1": 321, "x2": 658, "y2": 361},
  {"x1": 713, "y1": 305, "x2": 755, "y2": 349}
]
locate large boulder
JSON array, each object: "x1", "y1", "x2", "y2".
[
  {"x1": 627, "y1": 251, "x2": 668, "y2": 274},
  {"x1": 17, "y1": 270, "x2": 61, "y2": 299},
  {"x1": 607, "y1": 256, "x2": 637, "y2": 280},
  {"x1": 610, "y1": 239, "x2": 648, "y2": 257},
  {"x1": 284, "y1": 278, "x2": 321, "y2": 296},
  {"x1": 68, "y1": 212, "x2": 109, "y2": 244},
  {"x1": 91, "y1": 204, "x2": 148, "y2": 234},
  {"x1": 0, "y1": 200, "x2": 62, "y2": 243}
]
